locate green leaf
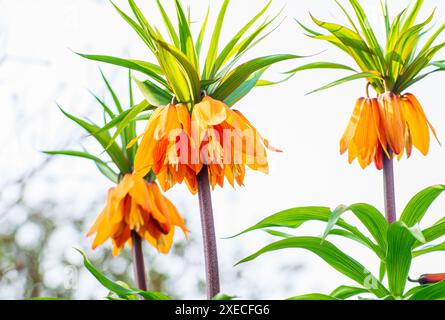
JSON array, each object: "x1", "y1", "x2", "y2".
[
  {"x1": 418, "y1": 220, "x2": 445, "y2": 247},
  {"x1": 407, "y1": 225, "x2": 426, "y2": 244},
  {"x1": 327, "y1": 229, "x2": 384, "y2": 259},
  {"x1": 379, "y1": 261, "x2": 386, "y2": 282},
  {"x1": 286, "y1": 62, "x2": 357, "y2": 74},
  {"x1": 213, "y1": 54, "x2": 300, "y2": 101},
  {"x1": 400, "y1": 185, "x2": 445, "y2": 227},
  {"x1": 212, "y1": 293, "x2": 236, "y2": 300},
  {"x1": 89, "y1": 91, "x2": 115, "y2": 119},
  {"x1": 100, "y1": 69, "x2": 123, "y2": 114},
  {"x1": 386, "y1": 222, "x2": 416, "y2": 297},
  {"x1": 230, "y1": 207, "x2": 332, "y2": 238},
  {"x1": 203, "y1": 0, "x2": 230, "y2": 79},
  {"x1": 95, "y1": 161, "x2": 118, "y2": 183},
  {"x1": 263, "y1": 229, "x2": 293, "y2": 238},
  {"x1": 76, "y1": 53, "x2": 167, "y2": 88},
  {"x1": 347, "y1": 0, "x2": 385, "y2": 72},
  {"x1": 113, "y1": 0, "x2": 155, "y2": 51},
  {"x1": 307, "y1": 72, "x2": 382, "y2": 95},
  {"x1": 173, "y1": 0, "x2": 198, "y2": 69},
  {"x1": 309, "y1": 14, "x2": 376, "y2": 72},
  {"x1": 231, "y1": 206, "x2": 381, "y2": 257},
  {"x1": 330, "y1": 285, "x2": 369, "y2": 300},
  {"x1": 127, "y1": 70, "x2": 137, "y2": 162},
  {"x1": 134, "y1": 77, "x2": 172, "y2": 107},
  {"x1": 321, "y1": 203, "x2": 388, "y2": 258},
  {"x1": 105, "y1": 100, "x2": 152, "y2": 150},
  {"x1": 224, "y1": 68, "x2": 267, "y2": 107},
  {"x1": 211, "y1": 0, "x2": 272, "y2": 76},
  {"x1": 76, "y1": 249, "x2": 171, "y2": 300},
  {"x1": 237, "y1": 237, "x2": 389, "y2": 298},
  {"x1": 44, "y1": 150, "x2": 106, "y2": 166},
  {"x1": 347, "y1": 204, "x2": 388, "y2": 250},
  {"x1": 57, "y1": 105, "x2": 130, "y2": 174},
  {"x1": 413, "y1": 242, "x2": 445, "y2": 257},
  {"x1": 156, "y1": 39, "x2": 201, "y2": 104},
  {"x1": 44, "y1": 150, "x2": 117, "y2": 183},
  {"x1": 195, "y1": 7, "x2": 210, "y2": 58},
  {"x1": 255, "y1": 73, "x2": 295, "y2": 87},
  {"x1": 287, "y1": 293, "x2": 337, "y2": 300},
  {"x1": 99, "y1": 69, "x2": 129, "y2": 148},
  {"x1": 409, "y1": 280, "x2": 445, "y2": 300},
  {"x1": 27, "y1": 297, "x2": 66, "y2": 301},
  {"x1": 155, "y1": 0, "x2": 180, "y2": 48},
  {"x1": 403, "y1": 285, "x2": 425, "y2": 299},
  {"x1": 322, "y1": 205, "x2": 348, "y2": 240}
]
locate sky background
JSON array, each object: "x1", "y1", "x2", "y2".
[{"x1": 2, "y1": 0, "x2": 445, "y2": 299}]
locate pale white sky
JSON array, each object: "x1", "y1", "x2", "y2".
[{"x1": 2, "y1": 0, "x2": 445, "y2": 299}]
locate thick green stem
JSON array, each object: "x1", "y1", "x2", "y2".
[{"x1": 197, "y1": 166, "x2": 220, "y2": 299}]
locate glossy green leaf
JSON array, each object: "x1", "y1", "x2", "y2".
[
  {"x1": 134, "y1": 77, "x2": 172, "y2": 107},
  {"x1": 327, "y1": 229, "x2": 384, "y2": 259},
  {"x1": 409, "y1": 280, "x2": 445, "y2": 300},
  {"x1": 203, "y1": 0, "x2": 230, "y2": 79},
  {"x1": 286, "y1": 62, "x2": 356, "y2": 74},
  {"x1": 76, "y1": 249, "x2": 171, "y2": 300},
  {"x1": 105, "y1": 100, "x2": 152, "y2": 150},
  {"x1": 211, "y1": 0, "x2": 272, "y2": 76},
  {"x1": 195, "y1": 7, "x2": 209, "y2": 58},
  {"x1": 237, "y1": 237, "x2": 389, "y2": 298},
  {"x1": 57, "y1": 105, "x2": 130, "y2": 174},
  {"x1": 347, "y1": 204, "x2": 388, "y2": 250},
  {"x1": 76, "y1": 53, "x2": 167, "y2": 87},
  {"x1": 417, "y1": 220, "x2": 445, "y2": 247},
  {"x1": 156, "y1": 39, "x2": 201, "y2": 104},
  {"x1": 95, "y1": 161, "x2": 119, "y2": 183},
  {"x1": 212, "y1": 293, "x2": 236, "y2": 300},
  {"x1": 44, "y1": 150, "x2": 106, "y2": 166},
  {"x1": 213, "y1": 54, "x2": 300, "y2": 101},
  {"x1": 263, "y1": 229, "x2": 293, "y2": 238},
  {"x1": 156, "y1": 0, "x2": 180, "y2": 48},
  {"x1": 174, "y1": 0, "x2": 198, "y2": 69},
  {"x1": 400, "y1": 185, "x2": 445, "y2": 227},
  {"x1": 307, "y1": 72, "x2": 382, "y2": 95},
  {"x1": 330, "y1": 285, "x2": 369, "y2": 300},
  {"x1": 413, "y1": 242, "x2": 445, "y2": 257},
  {"x1": 231, "y1": 207, "x2": 333, "y2": 238},
  {"x1": 287, "y1": 293, "x2": 337, "y2": 300},
  {"x1": 224, "y1": 68, "x2": 266, "y2": 107},
  {"x1": 386, "y1": 222, "x2": 416, "y2": 297},
  {"x1": 111, "y1": 1, "x2": 155, "y2": 51},
  {"x1": 89, "y1": 91, "x2": 115, "y2": 119}
]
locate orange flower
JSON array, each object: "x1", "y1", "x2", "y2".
[
  {"x1": 87, "y1": 174, "x2": 188, "y2": 256},
  {"x1": 400, "y1": 93, "x2": 439, "y2": 157},
  {"x1": 340, "y1": 93, "x2": 438, "y2": 169},
  {"x1": 378, "y1": 92, "x2": 406, "y2": 155},
  {"x1": 340, "y1": 97, "x2": 385, "y2": 169},
  {"x1": 130, "y1": 103, "x2": 198, "y2": 194},
  {"x1": 192, "y1": 96, "x2": 278, "y2": 188}
]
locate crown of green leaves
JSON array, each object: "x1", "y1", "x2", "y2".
[
  {"x1": 79, "y1": 0, "x2": 299, "y2": 110},
  {"x1": 294, "y1": 0, "x2": 445, "y2": 95}
]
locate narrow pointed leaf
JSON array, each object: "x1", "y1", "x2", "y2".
[
  {"x1": 400, "y1": 185, "x2": 445, "y2": 227},
  {"x1": 237, "y1": 237, "x2": 389, "y2": 298}
]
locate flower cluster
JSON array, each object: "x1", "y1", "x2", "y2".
[
  {"x1": 340, "y1": 92, "x2": 438, "y2": 169},
  {"x1": 131, "y1": 95, "x2": 278, "y2": 192},
  {"x1": 87, "y1": 174, "x2": 188, "y2": 256}
]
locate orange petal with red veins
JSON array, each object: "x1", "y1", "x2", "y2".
[
  {"x1": 401, "y1": 94, "x2": 430, "y2": 155},
  {"x1": 340, "y1": 98, "x2": 364, "y2": 155}
]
